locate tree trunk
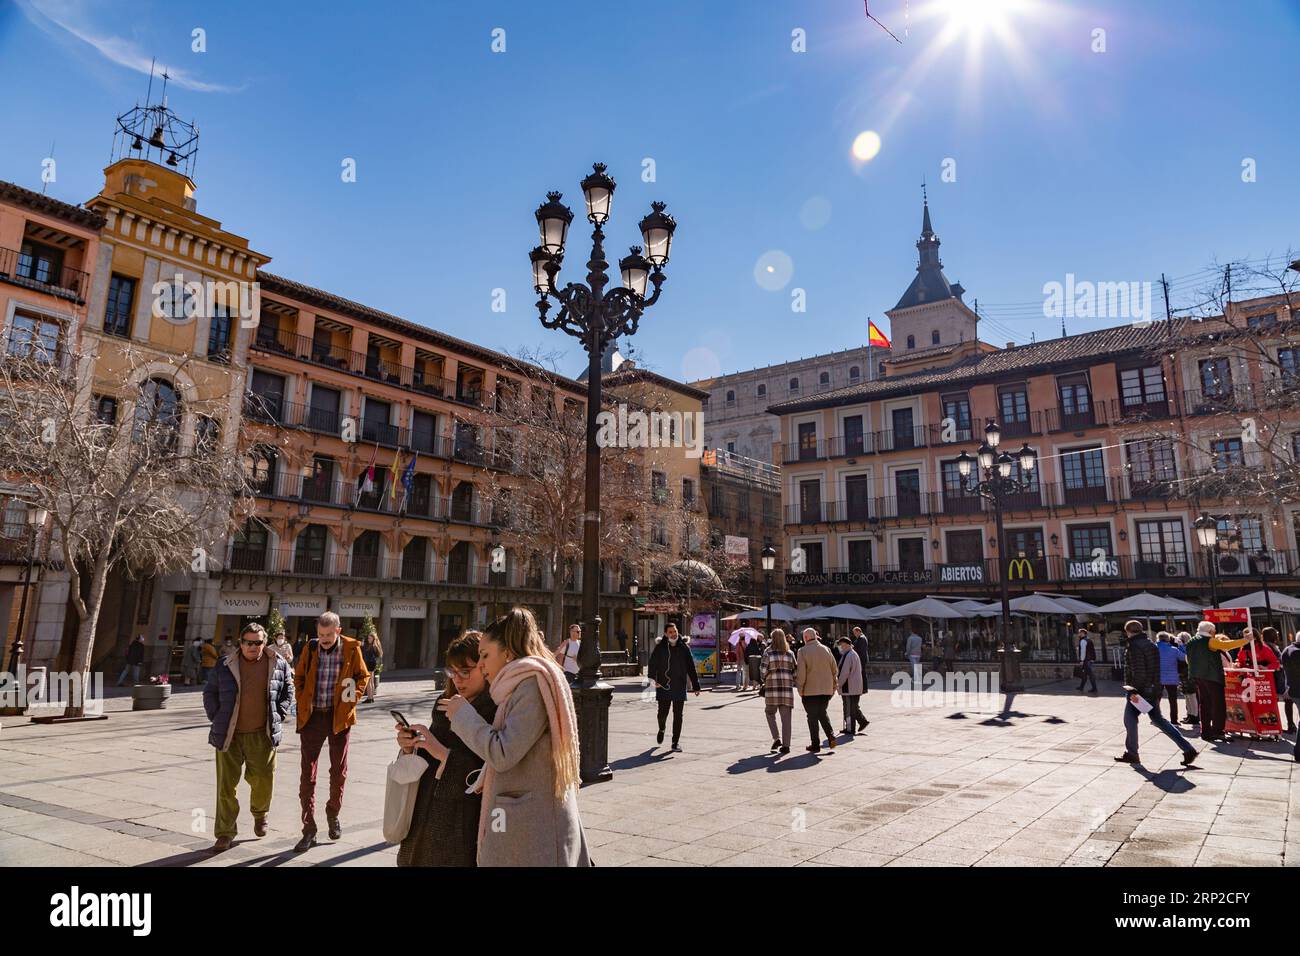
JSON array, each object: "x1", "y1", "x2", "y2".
[
  {"x1": 548, "y1": 573, "x2": 565, "y2": 651},
  {"x1": 66, "y1": 553, "x2": 111, "y2": 718}
]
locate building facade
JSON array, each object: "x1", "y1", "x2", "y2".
[
  {"x1": 699, "y1": 448, "x2": 783, "y2": 606},
  {"x1": 770, "y1": 298, "x2": 1300, "y2": 635}
]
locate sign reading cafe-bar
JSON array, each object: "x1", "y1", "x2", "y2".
[{"x1": 787, "y1": 565, "x2": 984, "y2": 588}]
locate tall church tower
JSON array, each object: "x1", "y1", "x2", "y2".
[{"x1": 884, "y1": 193, "x2": 979, "y2": 354}]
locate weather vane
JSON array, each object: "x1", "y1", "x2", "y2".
[{"x1": 865, "y1": 1, "x2": 904, "y2": 43}]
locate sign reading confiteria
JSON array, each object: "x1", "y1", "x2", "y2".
[
  {"x1": 218, "y1": 592, "x2": 270, "y2": 615},
  {"x1": 333, "y1": 597, "x2": 381, "y2": 618},
  {"x1": 279, "y1": 595, "x2": 327, "y2": 617},
  {"x1": 388, "y1": 600, "x2": 427, "y2": 619}
]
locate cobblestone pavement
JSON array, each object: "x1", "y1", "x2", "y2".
[{"x1": 1, "y1": 672, "x2": 1296, "y2": 867}]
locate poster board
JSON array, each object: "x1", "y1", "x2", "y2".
[
  {"x1": 1206, "y1": 606, "x2": 1281, "y2": 737},
  {"x1": 690, "y1": 611, "x2": 718, "y2": 678}
]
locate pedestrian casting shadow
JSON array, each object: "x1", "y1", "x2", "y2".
[
  {"x1": 1120, "y1": 765, "x2": 1197, "y2": 794},
  {"x1": 725, "y1": 754, "x2": 777, "y2": 775},
  {"x1": 768, "y1": 753, "x2": 821, "y2": 771},
  {"x1": 610, "y1": 749, "x2": 675, "y2": 771},
  {"x1": 701, "y1": 693, "x2": 763, "y2": 711},
  {"x1": 138, "y1": 847, "x2": 221, "y2": 867},
  {"x1": 314, "y1": 841, "x2": 391, "y2": 866}
]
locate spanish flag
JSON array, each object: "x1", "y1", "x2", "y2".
[
  {"x1": 868, "y1": 320, "x2": 891, "y2": 348},
  {"x1": 388, "y1": 447, "x2": 402, "y2": 502}
]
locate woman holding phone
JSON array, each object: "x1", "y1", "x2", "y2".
[
  {"x1": 439, "y1": 607, "x2": 591, "y2": 866},
  {"x1": 394, "y1": 631, "x2": 496, "y2": 867}
]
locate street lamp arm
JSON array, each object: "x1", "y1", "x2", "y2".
[{"x1": 539, "y1": 284, "x2": 597, "y2": 340}]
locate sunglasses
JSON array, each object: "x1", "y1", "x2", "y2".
[
  {"x1": 240, "y1": 639, "x2": 266, "y2": 647},
  {"x1": 447, "y1": 666, "x2": 478, "y2": 679}
]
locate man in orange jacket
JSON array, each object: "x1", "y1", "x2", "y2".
[{"x1": 292, "y1": 611, "x2": 370, "y2": 852}]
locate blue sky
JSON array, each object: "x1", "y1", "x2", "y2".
[{"x1": 2, "y1": 0, "x2": 1297, "y2": 383}]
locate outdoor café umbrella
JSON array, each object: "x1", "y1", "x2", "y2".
[
  {"x1": 1221, "y1": 590, "x2": 1300, "y2": 614},
  {"x1": 1098, "y1": 592, "x2": 1202, "y2": 616},
  {"x1": 822, "y1": 603, "x2": 876, "y2": 621},
  {"x1": 794, "y1": 605, "x2": 834, "y2": 621},
  {"x1": 721, "y1": 603, "x2": 802, "y2": 622},
  {"x1": 889, "y1": 596, "x2": 971, "y2": 650}
]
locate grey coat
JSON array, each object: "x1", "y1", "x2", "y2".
[
  {"x1": 837, "y1": 648, "x2": 864, "y2": 696},
  {"x1": 450, "y1": 675, "x2": 592, "y2": 867}
]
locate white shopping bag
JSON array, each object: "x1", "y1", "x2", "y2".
[{"x1": 382, "y1": 751, "x2": 428, "y2": 844}]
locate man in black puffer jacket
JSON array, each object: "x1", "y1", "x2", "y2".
[
  {"x1": 1116, "y1": 620, "x2": 1197, "y2": 768},
  {"x1": 203, "y1": 623, "x2": 295, "y2": 852},
  {"x1": 648, "y1": 623, "x2": 701, "y2": 752}
]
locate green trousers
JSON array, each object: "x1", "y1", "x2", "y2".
[{"x1": 215, "y1": 731, "x2": 277, "y2": 839}]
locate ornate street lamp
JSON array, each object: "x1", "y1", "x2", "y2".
[
  {"x1": 957, "y1": 424, "x2": 1035, "y2": 691},
  {"x1": 1194, "y1": 511, "x2": 1221, "y2": 609},
  {"x1": 628, "y1": 578, "x2": 639, "y2": 665},
  {"x1": 2, "y1": 504, "x2": 48, "y2": 715},
  {"x1": 530, "y1": 163, "x2": 676, "y2": 784},
  {"x1": 761, "y1": 546, "x2": 777, "y2": 640}
]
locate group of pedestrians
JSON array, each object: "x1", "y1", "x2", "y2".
[
  {"x1": 202, "y1": 607, "x2": 592, "y2": 867},
  {"x1": 1113, "y1": 619, "x2": 1300, "y2": 766}
]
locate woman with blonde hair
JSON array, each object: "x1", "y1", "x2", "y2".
[
  {"x1": 438, "y1": 606, "x2": 591, "y2": 866},
  {"x1": 760, "y1": 628, "x2": 797, "y2": 755}
]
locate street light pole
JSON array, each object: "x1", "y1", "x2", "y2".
[
  {"x1": 1255, "y1": 550, "x2": 1274, "y2": 623},
  {"x1": 531, "y1": 163, "x2": 676, "y2": 784},
  {"x1": 2, "y1": 505, "x2": 47, "y2": 716},
  {"x1": 761, "y1": 546, "x2": 776, "y2": 639},
  {"x1": 955, "y1": 422, "x2": 1035, "y2": 693},
  {"x1": 1195, "y1": 512, "x2": 1221, "y2": 609}
]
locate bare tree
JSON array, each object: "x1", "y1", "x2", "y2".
[
  {"x1": 463, "y1": 350, "x2": 655, "y2": 643},
  {"x1": 1140, "y1": 253, "x2": 1300, "y2": 513},
  {"x1": 0, "y1": 344, "x2": 258, "y2": 716}
]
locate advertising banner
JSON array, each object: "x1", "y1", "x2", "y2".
[
  {"x1": 689, "y1": 611, "x2": 718, "y2": 678},
  {"x1": 1223, "y1": 669, "x2": 1281, "y2": 737}
]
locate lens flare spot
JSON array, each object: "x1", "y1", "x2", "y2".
[
  {"x1": 800, "y1": 196, "x2": 832, "y2": 231},
  {"x1": 851, "y1": 130, "x2": 882, "y2": 163},
  {"x1": 753, "y1": 251, "x2": 793, "y2": 291}
]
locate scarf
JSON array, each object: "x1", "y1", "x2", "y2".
[{"x1": 473, "y1": 654, "x2": 581, "y2": 849}]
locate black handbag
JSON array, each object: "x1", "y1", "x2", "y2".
[{"x1": 1072, "y1": 664, "x2": 1086, "y2": 679}]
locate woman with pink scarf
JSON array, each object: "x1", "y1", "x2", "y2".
[{"x1": 439, "y1": 607, "x2": 592, "y2": 866}]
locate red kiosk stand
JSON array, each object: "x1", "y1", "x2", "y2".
[{"x1": 1204, "y1": 607, "x2": 1282, "y2": 739}]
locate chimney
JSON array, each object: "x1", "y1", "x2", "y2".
[{"x1": 1006, "y1": 341, "x2": 1015, "y2": 349}]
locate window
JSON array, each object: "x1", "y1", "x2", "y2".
[
  {"x1": 848, "y1": 539, "x2": 872, "y2": 573},
  {"x1": 307, "y1": 385, "x2": 340, "y2": 433},
  {"x1": 412, "y1": 410, "x2": 438, "y2": 454},
  {"x1": 302, "y1": 456, "x2": 335, "y2": 503},
  {"x1": 362, "y1": 398, "x2": 394, "y2": 444},
  {"x1": 725, "y1": 389, "x2": 735, "y2": 404},
  {"x1": 788, "y1": 377, "x2": 800, "y2": 392},
  {"x1": 845, "y1": 474, "x2": 871, "y2": 521},
  {"x1": 134, "y1": 377, "x2": 181, "y2": 450},
  {"x1": 1210, "y1": 437, "x2": 1244, "y2": 472},
  {"x1": 737, "y1": 491, "x2": 750, "y2": 520},
  {"x1": 946, "y1": 530, "x2": 984, "y2": 565},
  {"x1": 206, "y1": 302, "x2": 233, "y2": 363},
  {"x1": 1293, "y1": 433, "x2": 1300, "y2": 463},
  {"x1": 940, "y1": 393, "x2": 971, "y2": 441},
  {"x1": 17, "y1": 240, "x2": 62, "y2": 286},
  {"x1": 351, "y1": 530, "x2": 381, "y2": 578},
  {"x1": 94, "y1": 395, "x2": 118, "y2": 425},
  {"x1": 756, "y1": 383, "x2": 767, "y2": 397},
  {"x1": 891, "y1": 406, "x2": 915, "y2": 449},
  {"x1": 248, "y1": 369, "x2": 285, "y2": 422},
  {"x1": 104, "y1": 275, "x2": 136, "y2": 338},
  {"x1": 6, "y1": 313, "x2": 60, "y2": 362},
  {"x1": 1118, "y1": 364, "x2": 1166, "y2": 409},
  {"x1": 931, "y1": 330, "x2": 940, "y2": 345},
  {"x1": 819, "y1": 371, "x2": 830, "y2": 386},
  {"x1": 2, "y1": 500, "x2": 28, "y2": 539},
  {"x1": 898, "y1": 538, "x2": 925, "y2": 573},
  {"x1": 1069, "y1": 524, "x2": 1113, "y2": 560},
  {"x1": 1278, "y1": 348, "x2": 1299, "y2": 388},
  {"x1": 942, "y1": 460, "x2": 979, "y2": 513},
  {"x1": 848, "y1": 366, "x2": 860, "y2": 381},
  {"x1": 195, "y1": 415, "x2": 220, "y2": 451},
  {"x1": 894, "y1": 469, "x2": 921, "y2": 516},
  {"x1": 1057, "y1": 373, "x2": 1093, "y2": 425},
  {"x1": 1125, "y1": 439, "x2": 1176, "y2": 493},
  {"x1": 402, "y1": 537, "x2": 429, "y2": 581},
  {"x1": 798, "y1": 479, "x2": 821, "y2": 522},
  {"x1": 1135, "y1": 519, "x2": 1188, "y2": 575},
  {"x1": 906, "y1": 335, "x2": 915, "y2": 349},
  {"x1": 843, "y1": 414, "x2": 865, "y2": 455},
  {"x1": 1003, "y1": 527, "x2": 1047, "y2": 581},
  {"x1": 1247, "y1": 311, "x2": 1278, "y2": 330},
  {"x1": 1060, "y1": 447, "x2": 1106, "y2": 503},
  {"x1": 681, "y1": 478, "x2": 695, "y2": 505},
  {"x1": 998, "y1": 385, "x2": 1030, "y2": 426},
  {"x1": 243, "y1": 445, "x2": 277, "y2": 494},
  {"x1": 230, "y1": 520, "x2": 269, "y2": 571},
  {"x1": 726, "y1": 441, "x2": 735, "y2": 454},
  {"x1": 801, "y1": 542, "x2": 824, "y2": 575},
  {"x1": 294, "y1": 525, "x2": 328, "y2": 575},
  {"x1": 1198, "y1": 357, "x2": 1232, "y2": 398},
  {"x1": 797, "y1": 421, "x2": 818, "y2": 460}
]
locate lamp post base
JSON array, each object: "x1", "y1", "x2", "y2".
[
  {"x1": 998, "y1": 644, "x2": 1024, "y2": 693},
  {"x1": 571, "y1": 680, "x2": 614, "y2": 784}
]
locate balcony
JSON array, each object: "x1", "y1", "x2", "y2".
[
  {"x1": 928, "y1": 423, "x2": 974, "y2": 447},
  {"x1": 994, "y1": 411, "x2": 1041, "y2": 439},
  {"x1": 1182, "y1": 384, "x2": 1255, "y2": 417},
  {"x1": 0, "y1": 246, "x2": 90, "y2": 302},
  {"x1": 828, "y1": 432, "x2": 875, "y2": 458},
  {"x1": 781, "y1": 439, "x2": 828, "y2": 463},
  {"x1": 1110, "y1": 395, "x2": 1176, "y2": 423},
  {"x1": 875, "y1": 426, "x2": 928, "y2": 453},
  {"x1": 250, "y1": 323, "x2": 494, "y2": 408},
  {"x1": 1045, "y1": 403, "x2": 1106, "y2": 433},
  {"x1": 1127, "y1": 476, "x2": 1178, "y2": 501}
]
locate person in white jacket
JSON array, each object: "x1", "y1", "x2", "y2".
[{"x1": 836, "y1": 637, "x2": 866, "y2": 736}]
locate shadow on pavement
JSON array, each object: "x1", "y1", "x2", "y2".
[{"x1": 609, "y1": 749, "x2": 675, "y2": 771}]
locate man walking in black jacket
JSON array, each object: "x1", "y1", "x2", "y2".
[
  {"x1": 1115, "y1": 620, "x2": 1197, "y2": 767},
  {"x1": 648, "y1": 623, "x2": 701, "y2": 752}
]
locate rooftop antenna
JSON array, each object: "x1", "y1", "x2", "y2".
[{"x1": 864, "y1": 1, "x2": 903, "y2": 42}]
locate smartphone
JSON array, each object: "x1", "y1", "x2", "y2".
[{"x1": 391, "y1": 709, "x2": 410, "y2": 727}]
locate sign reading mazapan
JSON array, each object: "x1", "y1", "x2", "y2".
[{"x1": 218, "y1": 592, "x2": 270, "y2": 615}]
